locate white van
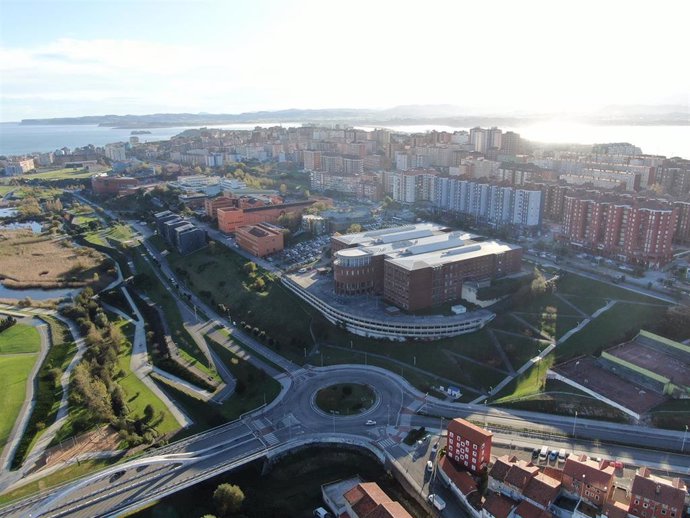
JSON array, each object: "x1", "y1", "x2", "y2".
[
  {"x1": 428, "y1": 494, "x2": 446, "y2": 511},
  {"x1": 538, "y1": 445, "x2": 549, "y2": 462}
]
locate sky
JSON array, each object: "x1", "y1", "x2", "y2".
[{"x1": 1, "y1": 0, "x2": 689, "y2": 122}]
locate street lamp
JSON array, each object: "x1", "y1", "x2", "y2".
[
  {"x1": 572, "y1": 411, "x2": 578, "y2": 438},
  {"x1": 682, "y1": 425, "x2": 688, "y2": 453}
]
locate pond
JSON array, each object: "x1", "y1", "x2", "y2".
[
  {"x1": 0, "y1": 221, "x2": 43, "y2": 233},
  {"x1": 0, "y1": 284, "x2": 78, "y2": 301},
  {"x1": 0, "y1": 208, "x2": 19, "y2": 218}
]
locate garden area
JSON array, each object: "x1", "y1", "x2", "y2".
[{"x1": 314, "y1": 383, "x2": 376, "y2": 415}]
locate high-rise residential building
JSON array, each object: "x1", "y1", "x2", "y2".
[
  {"x1": 446, "y1": 418, "x2": 493, "y2": 474},
  {"x1": 562, "y1": 195, "x2": 678, "y2": 266},
  {"x1": 321, "y1": 154, "x2": 344, "y2": 174},
  {"x1": 470, "y1": 127, "x2": 488, "y2": 153},
  {"x1": 343, "y1": 156, "x2": 364, "y2": 175},
  {"x1": 488, "y1": 127, "x2": 502, "y2": 150},
  {"x1": 673, "y1": 201, "x2": 690, "y2": 244},
  {"x1": 303, "y1": 150, "x2": 322, "y2": 171},
  {"x1": 104, "y1": 143, "x2": 127, "y2": 161},
  {"x1": 501, "y1": 131, "x2": 521, "y2": 155}
]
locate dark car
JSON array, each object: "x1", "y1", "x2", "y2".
[{"x1": 109, "y1": 470, "x2": 126, "y2": 483}]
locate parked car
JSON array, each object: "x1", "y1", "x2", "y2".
[
  {"x1": 548, "y1": 450, "x2": 558, "y2": 462},
  {"x1": 558, "y1": 449, "x2": 568, "y2": 463},
  {"x1": 427, "y1": 460, "x2": 434, "y2": 472},
  {"x1": 531, "y1": 447, "x2": 540, "y2": 459},
  {"x1": 428, "y1": 494, "x2": 446, "y2": 511},
  {"x1": 538, "y1": 445, "x2": 549, "y2": 462},
  {"x1": 431, "y1": 442, "x2": 439, "y2": 453}
]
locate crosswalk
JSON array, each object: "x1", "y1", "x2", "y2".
[
  {"x1": 377, "y1": 437, "x2": 398, "y2": 449},
  {"x1": 263, "y1": 432, "x2": 280, "y2": 445}
]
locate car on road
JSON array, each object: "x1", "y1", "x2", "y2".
[
  {"x1": 365, "y1": 419, "x2": 376, "y2": 426},
  {"x1": 426, "y1": 460, "x2": 434, "y2": 472},
  {"x1": 431, "y1": 442, "x2": 439, "y2": 453},
  {"x1": 428, "y1": 494, "x2": 446, "y2": 511},
  {"x1": 109, "y1": 471, "x2": 125, "y2": 483}
]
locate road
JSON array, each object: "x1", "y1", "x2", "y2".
[{"x1": 2, "y1": 364, "x2": 689, "y2": 518}]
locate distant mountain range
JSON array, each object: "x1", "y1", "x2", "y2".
[{"x1": 20, "y1": 104, "x2": 690, "y2": 128}]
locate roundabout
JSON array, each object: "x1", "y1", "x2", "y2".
[{"x1": 312, "y1": 383, "x2": 378, "y2": 418}]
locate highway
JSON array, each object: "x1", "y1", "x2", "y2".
[{"x1": 2, "y1": 364, "x2": 689, "y2": 518}]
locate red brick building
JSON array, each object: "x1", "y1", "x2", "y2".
[
  {"x1": 561, "y1": 455, "x2": 615, "y2": 507},
  {"x1": 343, "y1": 482, "x2": 412, "y2": 518},
  {"x1": 561, "y1": 195, "x2": 678, "y2": 266},
  {"x1": 629, "y1": 467, "x2": 687, "y2": 518},
  {"x1": 235, "y1": 223, "x2": 284, "y2": 257},
  {"x1": 331, "y1": 224, "x2": 522, "y2": 311},
  {"x1": 217, "y1": 200, "x2": 313, "y2": 233},
  {"x1": 91, "y1": 175, "x2": 138, "y2": 195},
  {"x1": 446, "y1": 417, "x2": 493, "y2": 474}
]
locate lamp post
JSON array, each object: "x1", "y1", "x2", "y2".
[
  {"x1": 682, "y1": 425, "x2": 688, "y2": 453},
  {"x1": 572, "y1": 411, "x2": 578, "y2": 438}
]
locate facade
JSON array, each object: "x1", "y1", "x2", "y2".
[
  {"x1": 204, "y1": 195, "x2": 236, "y2": 220},
  {"x1": 501, "y1": 132, "x2": 521, "y2": 155},
  {"x1": 91, "y1": 175, "x2": 138, "y2": 195},
  {"x1": 4, "y1": 158, "x2": 35, "y2": 175},
  {"x1": 331, "y1": 224, "x2": 522, "y2": 311},
  {"x1": 446, "y1": 417, "x2": 493, "y2": 474},
  {"x1": 153, "y1": 210, "x2": 206, "y2": 255},
  {"x1": 561, "y1": 195, "x2": 677, "y2": 266},
  {"x1": 217, "y1": 200, "x2": 313, "y2": 233},
  {"x1": 104, "y1": 144, "x2": 126, "y2": 161},
  {"x1": 235, "y1": 222, "x2": 284, "y2": 257},
  {"x1": 629, "y1": 467, "x2": 686, "y2": 518}
]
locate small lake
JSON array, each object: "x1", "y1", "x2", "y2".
[
  {"x1": 0, "y1": 283, "x2": 78, "y2": 301},
  {"x1": 0, "y1": 221, "x2": 43, "y2": 233},
  {"x1": 0, "y1": 208, "x2": 19, "y2": 218}
]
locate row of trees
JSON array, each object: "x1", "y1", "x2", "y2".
[
  {"x1": 0, "y1": 315, "x2": 17, "y2": 333},
  {"x1": 61, "y1": 288, "x2": 161, "y2": 445}
]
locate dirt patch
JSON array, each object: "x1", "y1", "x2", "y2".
[
  {"x1": 0, "y1": 230, "x2": 116, "y2": 290},
  {"x1": 36, "y1": 425, "x2": 122, "y2": 472}
]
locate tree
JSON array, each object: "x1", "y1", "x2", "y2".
[
  {"x1": 143, "y1": 404, "x2": 155, "y2": 423},
  {"x1": 243, "y1": 262, "x2": 257, "y2": 275},
  {"x1": 346, "y1": 223, "x2": 362, "y2": 233},
  {"x1": 213, "y1": 483, "x2": 245, "y2": 517},
  {"x1": 279, "y1": 183, "x2": 287, "y2": 195}
]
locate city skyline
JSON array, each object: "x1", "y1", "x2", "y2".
[{"x1": 1, "y1": 0, "x2": 689, "y2": 122}]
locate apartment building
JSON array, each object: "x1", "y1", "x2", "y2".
[
  {"x1": 446, "y1": 418, "x2": 493, "y2": 474},
  {"x1": 629, "y1": 467, "x2": 686, "y2": 518},
  {"x1": 562, "y1": 195, "x2": 678, "y2": 266},
  {"x1": 153, "y1": 210, "x2": 206, "y2": 255}
]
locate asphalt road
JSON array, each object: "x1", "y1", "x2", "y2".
[{"x1": 2, "y1": 365, "x2": 689, "y2": 518}]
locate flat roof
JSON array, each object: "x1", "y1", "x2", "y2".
[
  {"x1": 333, "y1": 222, "x2": 447, "y2": 247},
  {"x1": 388, "y1": 240, "x2": 520, "y2": 271}
]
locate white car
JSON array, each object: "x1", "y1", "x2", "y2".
[
  {"x1": 365, "y1": 420, "x2": 376, "y2": 426},
  {"x1": 426, "y1": 460, "x2": 433, "y2": 472}
]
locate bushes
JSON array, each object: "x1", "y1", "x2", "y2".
[{"x1": 0, "y1": 315, "x2": 17, "y2": 333}]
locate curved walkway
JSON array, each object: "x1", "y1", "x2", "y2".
[{"x1": 0, "y1": 318, "x2": 49, "y2": 473}]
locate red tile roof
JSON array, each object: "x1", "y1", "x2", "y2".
[
  {"x1": 504, "y1": 461, "x2": 540, "y2": 491},
  {"x1": 630, "y1": 469, "x2": 687, "y2": 512},
  {"x1": 489, "y1": 455, "x2": 518, "y2": 482},
  {"x1": 345, "y1": 482, "x2": 392, "y2": 518},
  {"x1": 514, "y1": 500, "x2": 554, "y2": 518},
  {"x1": 448, "y1": 418, "x2": 493, "y2": 444},
  {"x1": 364, "y1": 502, "x2": 413, "y2": 518},
  {"x1": 563, "y1": 455, "x2": 614, "y2": 491},
  {"x1": 523, "y1": 472, "x2": 562, "y2": 508},
  {"x1": 483, "y1": 491, "x2": 519, "y2": 518},
  {"x1": 440, "y1": 456, "x2": 480, "y2": 496}
]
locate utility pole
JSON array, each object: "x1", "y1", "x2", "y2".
[
  {"x1": 572, "y1": 411, "x2": 578, "y2": 438},
  {"x1": 682, "y1": 425, "x2": 688, "y2": 453}
]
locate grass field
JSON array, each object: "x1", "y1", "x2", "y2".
[
  {"x1": 130, "y1": 247, "x2": 218, "y2": 378},
  {"x1": 11, "y1": 317, "x2": 77, "y2": 469},
  {"x1": 23, "y1": 168, "x2": 101, "y2": 181},
  {"x1": 0, "y1": 354, "x2": 38, "y2": 450},
  {"x1": 166, "y1": 241, "x2": 314, "y2": 360},
  {"x1": 168, "y1": 338, "x2": 281, "y2": 437},
  {"x1": 0, "y1": 323, "x2": 41, "y2": 354},
  {"x1": 314, "y1": 383, "x2": 375, "y2": 415},
  {"x1": 0, "y1": 458, "x2": 117, "y2": 505},
  {"x1": 112, "y1": 317, "x2": 180, "y2": 436}
]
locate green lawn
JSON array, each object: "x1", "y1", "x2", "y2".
[
  {"x1": 11, "y1": 316, "x2": 77, "y2": 469},
  {"x1": 649, "y1": 400, "x2": 690, "y2": 430},
  {"x1": 166, "y1": 241, "x2": 314, "y2": 361},
  {"x1": 24, "y1": 168, "x2": 100, "y2": 181},
  {"x1": 130, "y1": 247, "x2": 218, "y2": 378},
  {"x1": 103, "y1": 224, "x2": 136, "y2": 244},
  {"x1": 0, "y1": 354, "x2": 38, "y2": 450},
  {"x1": 314, "y1": 383, "x2": 376, "y2": 415},
  {"x1": 0, "y1": 323, "x2": 41, "y2": 354},
  {"x1": 112, "y1": 318, "x2": 180, "y2": 436},
  {"x1": 0, "y1": 458, "x2": 117, "y2": 506},
  {"x1": 168, "y1": 338, "x2": 281, "y2": 437},
  {"x1": 555, "y1": 301, "x2": 668, "y2": 361}
]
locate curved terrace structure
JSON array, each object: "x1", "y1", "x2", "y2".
[{"x1": 282, "y1": 274, "x2": 495, "y2": 340}]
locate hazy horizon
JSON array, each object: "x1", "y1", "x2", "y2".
[{"x1": 1, "y1": 0, "x2": 689, "y2": 123}]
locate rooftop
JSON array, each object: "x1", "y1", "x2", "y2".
[{"x1": 332, "y1": 223, "x2": 447, "y2": 247}]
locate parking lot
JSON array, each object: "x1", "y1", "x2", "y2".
[{"x1": 271, "y1": 234, "x2": 330, "y2": 270}]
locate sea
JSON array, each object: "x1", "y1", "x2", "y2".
[{"x1": 1, "y1": 120, "x2": 689, "y2": 159}]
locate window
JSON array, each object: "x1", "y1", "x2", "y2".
[
  {"x1": 643, "y1": 503, "x2": 648, "y2": 509},
  {"x1": 661, "y1": 510, "x2": 666, "y2": 515},
  {"x1": 473, "y1": 444, "x2": 477, "y2": 450},
  {"x1": 635, "y1": 500, "x2": 640, "y2": 505}
]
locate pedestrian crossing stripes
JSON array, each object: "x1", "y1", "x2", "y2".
[
  {"x1": 377, "y1": 437, "x2": 397, "y2": 449},
  {"x1": 263, "y1": 432, "x2": 279, "y2": 445}
]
